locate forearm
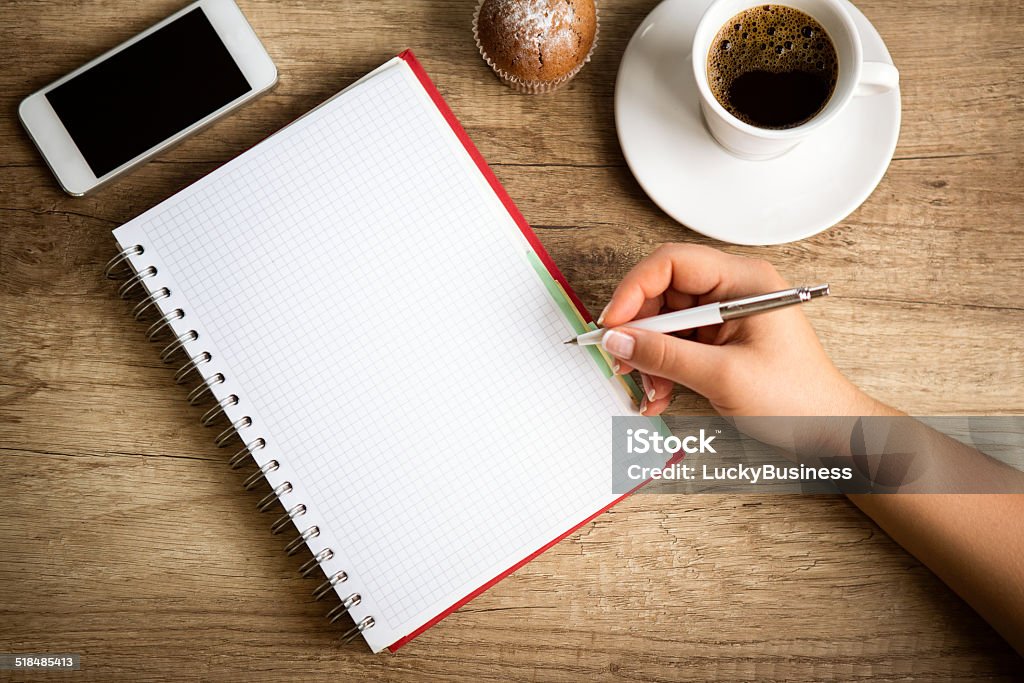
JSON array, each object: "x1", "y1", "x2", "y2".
[
  {"x1": 849, "y1": 492, "x2": 1024, "y2": 656},
  {"x1": 842, "y1": 396, "x2": 1024, "y2": 655}
]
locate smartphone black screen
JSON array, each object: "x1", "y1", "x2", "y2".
[{"x1": 46, "y1": 7, "x2": 252, "y2": 177}]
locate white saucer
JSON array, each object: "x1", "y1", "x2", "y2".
[{"x1": 615, "y1": 0, "x2": 901, "y2": 245}]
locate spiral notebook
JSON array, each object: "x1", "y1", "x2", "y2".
[{"x1": 108, "y1": 50, "x2": 663, "y2": 652}]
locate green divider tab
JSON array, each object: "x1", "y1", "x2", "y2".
[
  {"x1": 526, "y1": 250, "x2": 613, "y2": 378},
  {"x1": 525, "y1": 251, "x2": 674, "y2": 438}
]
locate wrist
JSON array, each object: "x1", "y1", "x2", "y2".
[
  {"x1": 849, "y1": 389, "x2": 902, "y2": 418},
  {"x1": 831, "y1": 375, "x2": 896, "y2": 418},
  {"x1": 803, "y1": 384, "x2": 902, "y2": 457}
]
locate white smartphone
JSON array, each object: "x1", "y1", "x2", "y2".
[{"x1": 19, "y1": 0, "x2": 277, "y2": 196}]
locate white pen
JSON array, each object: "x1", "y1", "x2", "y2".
[{"x1": 565, "y1": 284, "x2": 830, "y2": 346}]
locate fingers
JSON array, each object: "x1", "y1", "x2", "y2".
[
  {"x1": 604, "y1": 297, "x2": 663, "y2": 375},
  {"x1": 611, "y1": 359, "x2": 634, "y2": 375},
  {"x1": 602, "y1": 327, "x2": 727, "y2": 400},
  {"x1": 634, "y1": 296, "x2": 665, "y2": 321},
  {"x1": 641, "y1": 393, "x2": 672, "y2": 416},
  {"x1": 600, "y1": 244, "x2": 698, "y2": 327},
  {"x1": 639, "y1": 373, "x2": 673, "y2": 402},
  {"x1": 598, "y1": 294, "x2": 663, "y2": 335},
  {"x1": 639, "y1": 373, "x2": 674, "y2": 415},
  {"x1": 652, "y1": 374, "x2": 674, "y2": 399},
  {"x1": 601, "y1": 244, "x2": 790, "y2": 328},
  {"x1": 599, "y1": 244, "x2": 791, "y2": 413}
]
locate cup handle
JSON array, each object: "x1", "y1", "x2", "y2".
[{"x1": 855, "y1": 61, "x2": 899, "y2": 97}]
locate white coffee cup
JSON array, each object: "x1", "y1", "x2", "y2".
[{"x1": 692, "y1": 0, "x2": 898, "y2": 160}]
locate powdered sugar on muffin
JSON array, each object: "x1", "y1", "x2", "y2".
[{"x1": 501, "y1": 0, "x2": 578, "y2": 54}]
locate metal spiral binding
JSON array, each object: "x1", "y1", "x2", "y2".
[
  {"x1": 215, "y1": 417, "x2": 252, "y2": 447},
  {"x1": 147, "y1": 308, "x2": 184, "y2": 342},
  {"x1": 118, "y1": 266, "x2": 157, "y2": 298},
  {"x1": 299, "y1": 549, "x2": 333, "y2": 577},
  {"x1": 243, "y1": 460, "x2": 280, "y2": 490},
  {"x1": 314, "y1": 571, "x2": 349, "y2": 601},
  {"x1": 341, "y1": 617, "x2": 375, "y2": 644},
  {"x1": 200, "y1": 395, "x2": 238, "y2": 427},
  {"x1": 132, "y1": 287, "x2": 170, "y2": 321},
  {"x1": 103, "y1": 244, "x2": 143, "y2": 279},
  {"x1": 187, "y1": 372, "x2": 224, "y2": 406},
  {"x1": 327, "y1": 593, "x2": 361, "y2": 623},
  {"x1": 229, "y1": 437, "x2": 265, "y2": 470},
  {"x1": 107, "y1": 242, "x2": 375, "y2": 646},
  {"x1": 272, "y1": 504, "x2": 307, "y2": 534},
  {"x1": 174, "y1": 351, "x2": 211, "y2": 384},
  {"x1": 161, "y1": 330, "x2": 198, "y2": 363},
  {"x1": 257, "y1": 482, "x2": 293, "y2": 513},
  {"x1": 285, "y1": 526, "x2": 320, "y2": 556}
]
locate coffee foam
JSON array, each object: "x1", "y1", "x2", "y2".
[{"x1": 707, "y1": 5, "x2": 838, "y2": 128}]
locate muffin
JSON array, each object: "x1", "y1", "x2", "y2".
[{"x1": 474, "y1": 0, "x2": 599, "y2": 93}]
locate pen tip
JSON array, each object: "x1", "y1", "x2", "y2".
[{"x1": 563, "y1": 338, "x2": 578, "y2": 345}]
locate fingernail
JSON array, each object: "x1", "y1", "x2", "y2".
[
  {"x1": 641, "y1": 374, "x2": 656, "y2": 401},
  {"x1": 602, "y1": 330, "x2": 635, "y2": 360},
  {"x1": 640, "y1": 398, "x2": 648, "y2": 414},
  {"x1": 597, "y1": 303, "x2": 610, "y2": 326},
  {"x1": 612, "y1": 362, "x2": 621, "y2": 375}
]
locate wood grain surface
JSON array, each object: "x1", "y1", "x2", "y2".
[{"x1": 1, "y1": 0, "x2": 1022, "y2": 679}]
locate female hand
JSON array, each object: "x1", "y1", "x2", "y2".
[{"x1": 599, "y1": 244, "x2": 877, "y2": 417}]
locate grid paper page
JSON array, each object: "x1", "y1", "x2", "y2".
[{"x1": 114, "y1": 59, "x2": 633, "y2": 652}]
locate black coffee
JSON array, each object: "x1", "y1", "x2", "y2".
[{"x1": 707, "y1": 5, "x2": 838, "y2": 129}]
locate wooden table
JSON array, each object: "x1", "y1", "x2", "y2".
[{"x1": 2, "y1": 0, "x2": 1022, "y2": 679}]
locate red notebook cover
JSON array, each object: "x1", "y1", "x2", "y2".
[{"x1": 386, "y1": 50, "x2": 633, "y2": 652}]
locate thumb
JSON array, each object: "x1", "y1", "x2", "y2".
[{"x1": 601, "y1": 327, "x2": 726, "y2": 399}]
